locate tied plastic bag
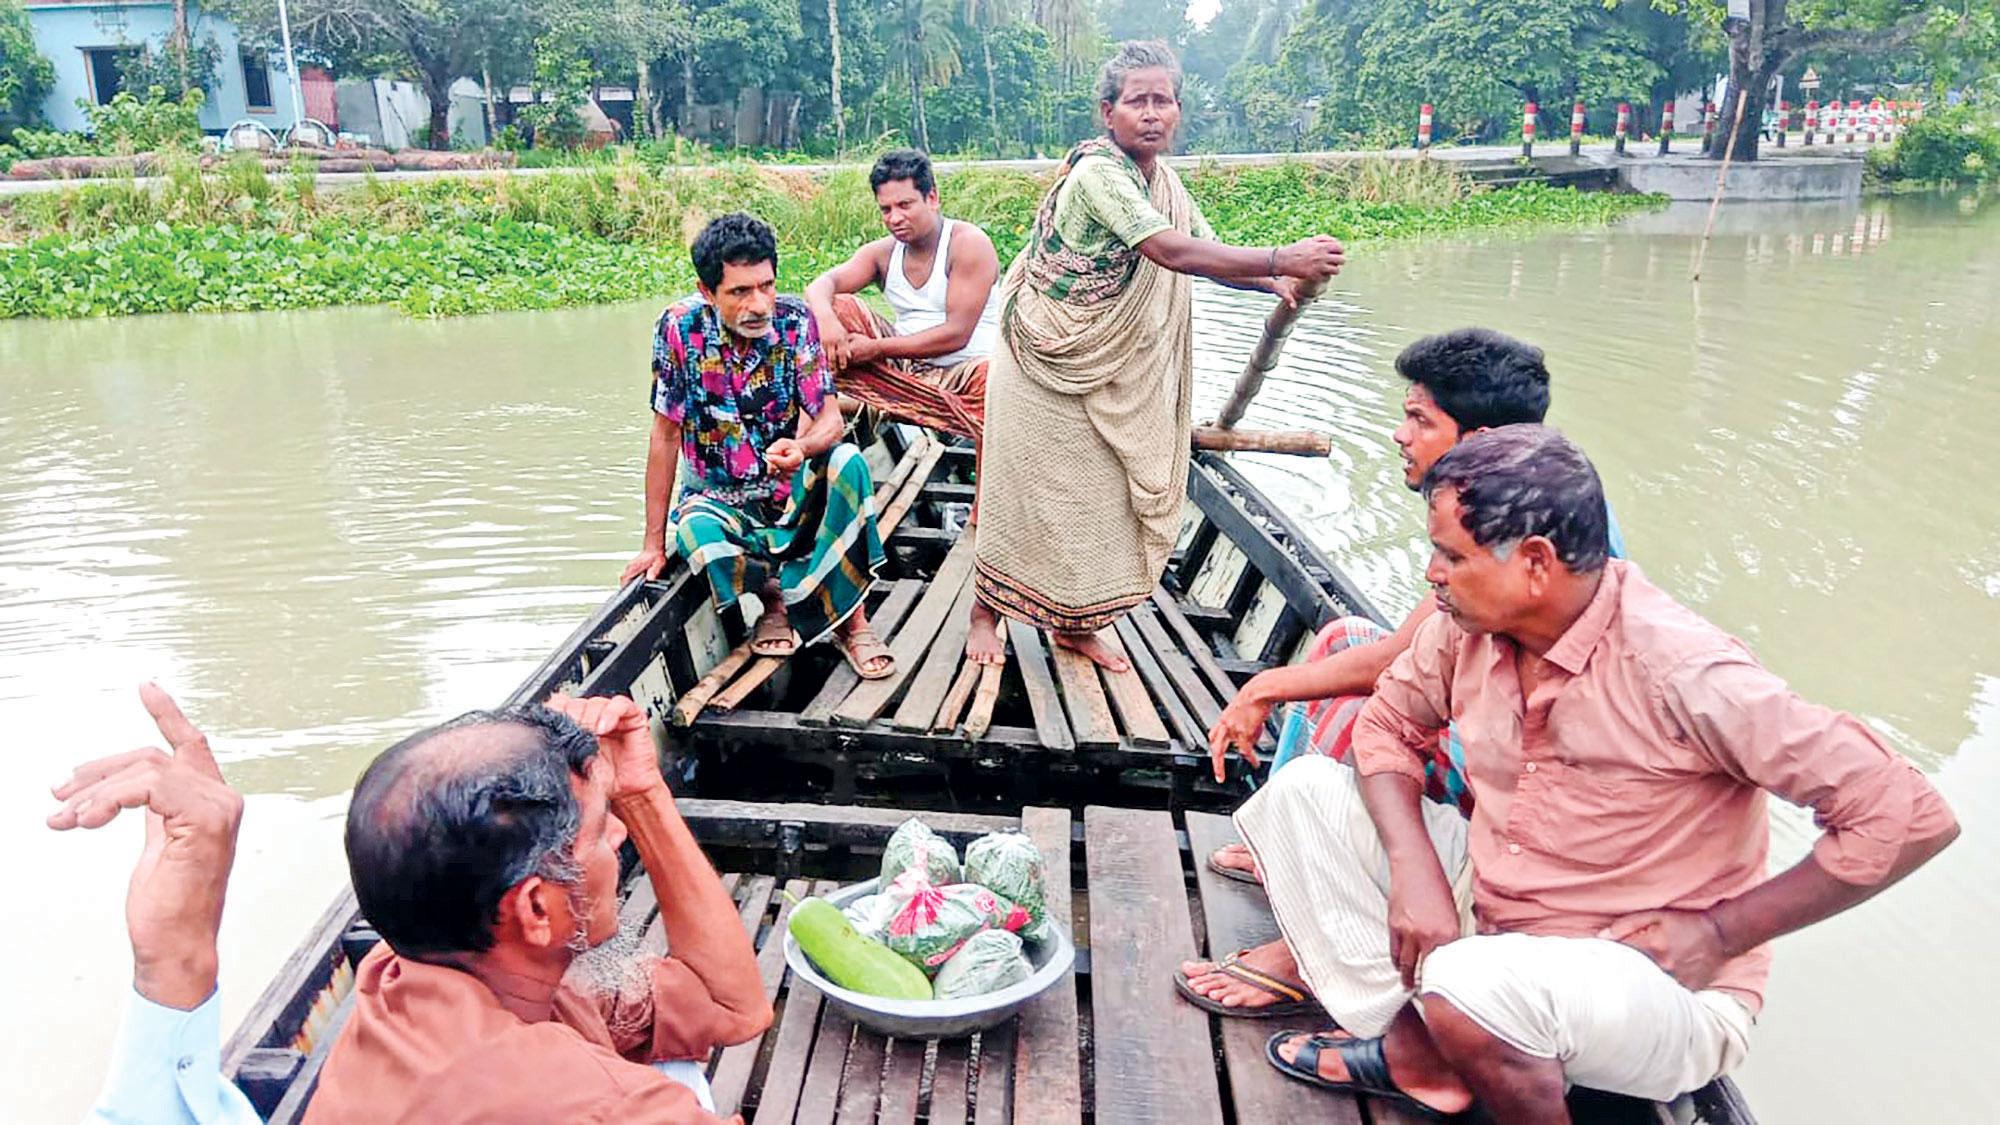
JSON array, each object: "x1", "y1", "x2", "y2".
[
  {"x1": 841, "y1": 893, "x2": 897, "y2": 944},
  {"x1": 964, "y1": 831, "x2": 1051, "y2": 940},
  {"x1": 880, "y1": 818, "x2": 963, "y2": 888},
  {"x1": 932, "y1": 929, "x2": 1033, "y2": 1000},
  {"x1": 882, "y1": 872, "x2": 1032, "y2": 972}
]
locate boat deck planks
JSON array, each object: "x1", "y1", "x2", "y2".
[
  {"x1": 1085, "y1": 806, "x2": 1225, "y2": 1125},
  {"x1": 1183, "y1": 812, "x2": 1365, "y2": 1124}
]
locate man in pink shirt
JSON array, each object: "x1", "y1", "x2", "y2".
[{"x1": 1213, "y1": 426, "x2": 1957, "y2": 1119}]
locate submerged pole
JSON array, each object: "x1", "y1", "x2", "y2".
[
  {"x1": 1213, "y1": 277, "x2": 1330, "y2": 431},
  {"x1": 1691, "y1": 88, "x2": 1750, "y2": 283}
]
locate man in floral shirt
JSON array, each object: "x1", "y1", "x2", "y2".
[{"x1": 621, "y1": 213, "x2": 893, "y2": 679}]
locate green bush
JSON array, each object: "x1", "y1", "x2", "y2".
[
  {"x1": 1, "y1": 0, "x2": 56, "y2": 135},
  {"x1": 78, "y1": 87, "x2": 206, "y2": 154},
  {"x1": 1881, "y1": 105, "x2": 2000, "y2": 185},
  {"x1": 0, "y1": 159, "x2": 1665, "y2": 320}
]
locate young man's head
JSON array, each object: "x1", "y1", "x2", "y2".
[
  {"x1": 692, "y1": 212, "x2": 780, "y2": 340},
  {"x1": 1392, "y1": 329, "x2": 1552, "y2": 489},
  {"x1": 1420, "y1": 424, "x2": 1610, "y2": 638},
  {"x1": 869, "y1": 149, "x2": 942, "y2": 247},
  {"x1": 345, "y1": 706, "x2": 628, "y2": 976}
]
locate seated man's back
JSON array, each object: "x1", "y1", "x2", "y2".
[{"x1": 307, "y1": 696, "x2": 769, "y2": 1124}]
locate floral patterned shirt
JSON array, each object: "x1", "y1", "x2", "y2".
[{"x1": 651, "y1": 294, "x2": 834, "y2": 511}]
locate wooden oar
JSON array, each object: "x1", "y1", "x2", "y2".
[{"x1": 1211, "y1": 276, "x2": 1331, "y2": 433}]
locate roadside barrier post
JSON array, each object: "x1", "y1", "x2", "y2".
[
  {"x1": 1847, "y1": 100, "x2": 1859, "y2": 144},
  {"x1": 1804, "y1": 100, "x2": 1817, "y2": 145},
  {"x1": 1658, "y1": 101, "x2": 1673, "y2": 155},
  {"x1": 1522, "y1": 101, "x2": 1537, "y2": 157},
  {"x1": 1775, "y1": 101, "x2": 1788, "y2": 147},
  {"x1": 1867, "y1": 99, "x2": 1880, "y2": 143},
  {"x1": 1569, "y1": 99, "x2": 1586, "y2": 156},
  {"x1": 1418, "y1": 103, "x2": 1434, "y2": 150},
  {"x1": 1615, "y1": 102, "x2": 1630, "y2": 155}
]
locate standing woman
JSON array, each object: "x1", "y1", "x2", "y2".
[{"x1": 966, "y1": 40, "x2": 1347, "y2": 669}]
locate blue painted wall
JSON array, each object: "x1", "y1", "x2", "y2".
[{"x1": 24, "y1": 2, "x2": 299, "y2": 134}]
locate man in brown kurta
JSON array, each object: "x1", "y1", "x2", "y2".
[{"x1": 306, "y1": 695, "x2": 771, "y2": 1124}]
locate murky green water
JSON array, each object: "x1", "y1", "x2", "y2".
[{"x1": 4, "y1": 191, "x2": 1993, "y2": 1121}]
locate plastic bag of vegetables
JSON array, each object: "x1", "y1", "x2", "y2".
[
  {"x1": 932, "y1": 929, "x2": 1034, "y2": 1000},
  {"x1": 964, "y1": 831, "x2": 1052, "y2": 940},
  {"x1": 882, "y1": 873, "x2": 1032, "y2": 972},
  {"x1": 880, "y1": 817, "x2": 963, "y2": 888},
  {"x1": 842, "y1": 893, "x2": 897, "y2": 943}
]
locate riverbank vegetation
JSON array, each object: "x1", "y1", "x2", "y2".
[
  {"x1": 1867, "y1": 105, "x2": 2000, "y2": 187},
  {"x1": 0, "y1": 157, "x2": 1664, "y2": 320}
]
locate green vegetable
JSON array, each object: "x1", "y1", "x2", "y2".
[{"x1": 788, "y1": 895, "x2": 933, "y2": 1002}]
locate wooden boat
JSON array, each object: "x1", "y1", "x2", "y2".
[{"x1": 223, "y1": 416, "x2": 1757, "y2": 1123}]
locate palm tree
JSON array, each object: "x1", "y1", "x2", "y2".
[
  {"x1": 963, "y1": 0, "x2": 1020, "y2": 152},
  {"x1": 1035, "y1": 0, "x2": 1092, "y2": 84},
  {"x1": 1244, "y1": 0, "x2": 1301, "y2": 67},
  {"x1": 895, "y1": 0, "x2": 960, "y2": 151}
]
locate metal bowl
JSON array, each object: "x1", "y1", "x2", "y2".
[{"x1": 782, "y1": 877, "x2": 1075, "y2": 1039}]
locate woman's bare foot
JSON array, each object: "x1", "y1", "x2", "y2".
[
  {"x1": 1270, "y1": 1010, "x2": 1475, "y2": 1116},
  {"x1": 1178, "y1": 940, "x2": 1303, "y2": 1011},
  {"x1": 1210, "y1": 843, "x2": 1262, "y2": 882},
  {"x1": 967, "y1": 598, "x2": 1007, "y2": 665},
  {"x1": 1051, "y1": 628, "x2": 1130, "y2": 672}
]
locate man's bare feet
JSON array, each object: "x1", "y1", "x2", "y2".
[
  {"x1": 1269, "y1": 1010, "x2": 1476, "y2": 1116},
  {"x1": 967, "y1": 598, "x2": 1007, "y2": 666},
  {"x1": 1209, "y1": 842, "x2": 1262, "y2": 883},
  {"x1": 1179, "y1": 940, "x2": 1303, "y2": 1011},
  {"x1": 1051, "y1": 628, "x2": 1130, "y2": 673}
]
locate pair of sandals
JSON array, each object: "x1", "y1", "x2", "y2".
[
  {"x1": 752, "y1": 611, "x2": 894, "y2": 680},
  {"x1": 1172, "y1": 956, "x2": 1446, "y2": 1119}
]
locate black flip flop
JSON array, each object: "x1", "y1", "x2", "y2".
[
  {"x1": 1172, "y1": 951, "x2": 1323, "y2": 1019},
  {"x1": 1265, "y1": 1029, "x2": 1447, "y2": 1120},
  {"x1": 1206, "y1": 845, "x2": 1264, "y2": 886}
]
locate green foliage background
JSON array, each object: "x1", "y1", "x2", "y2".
[{"x1": 0, "y1": 157, "x2": 1662, "y2": 320}]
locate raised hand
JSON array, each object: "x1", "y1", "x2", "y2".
[
  {"x1": 542, "y1": 693, "x2": 665, "y2": 802},
  {"x1": 49, "y1": 684, "x2": 244, "y2": 1009}
]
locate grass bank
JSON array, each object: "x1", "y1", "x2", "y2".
[{"x1": 0, "y1": 155, "x2": 1664, "y2": 320}]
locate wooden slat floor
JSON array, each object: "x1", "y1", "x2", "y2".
[{"x1": 634, "y1": 805, "x2": 1385, "y2": 1125}]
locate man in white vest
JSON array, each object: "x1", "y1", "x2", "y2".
[{"x1": 806, "y1": 149, "x2": 1002, "y2": 451}]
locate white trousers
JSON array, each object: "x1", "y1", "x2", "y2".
[{"x1": 1233, "y1": 755, "x2": 1753, "y2": 1102}]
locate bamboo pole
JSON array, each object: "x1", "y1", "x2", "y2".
[
  {"x1": 1212, "y1": 276, "x2": 1329, "y2": 430},
  {"x1": 1190, "y1": 427, "x2": 1332, "y2": 456},
  {"x1": 1692, "y1": 88, "x2": 1751, "y2": 282}
]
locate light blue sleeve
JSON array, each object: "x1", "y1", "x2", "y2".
[
  {"x1": 1604, "y1": 498, "x2": 1628, "y2": 560},
  {"x1": 87, "y1": 988, "x2": 262, "y2": 1124}
]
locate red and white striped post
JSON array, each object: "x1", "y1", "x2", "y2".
[
  {"x1": 1866, "y1": 98, "x2": 1881, "y2": 142},
  {"x1": 1803, "y1": 100, "x2": 1817, "y2": 145},
  {"x1": 1658, "y1": 100, "x2": 1674, "y2": 155},
  {"x1": 1846, "y1": 100, "x2": 1860, "y2": 144},
  {"x1": 1700, "y1": 99, "x2": 1716, "y2": 154},
  {"x1": 1569, "y1": 99, "x2": 1586, "y2": 156},
  {"x1": 1614, "y1": 102, "x2": 1630, "y2": 155},
  {"x1": 1522, "y1": 101, "x2": 1538, "y2": 157},
  {"x1": 1775, "y1": 100, "x2": 1788, "y2": 147},
  {"x1": 1418, "y1": 102, "x2": 1434, "y2": 150}
]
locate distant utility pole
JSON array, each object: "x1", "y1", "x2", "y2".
[{"x1": 278, "y1": 0, "x2": 305, "y2": 127}]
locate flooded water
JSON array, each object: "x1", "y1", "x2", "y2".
[{"x1": 4, "y1": 190, "x2": 1994, "y2": 1122}]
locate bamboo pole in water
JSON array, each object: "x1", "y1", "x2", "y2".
[
  {"x1": 1692, "y1": 89, "x2": 1751, "y2": 282},
  {"x1": 1212, "y1": 276, "x2": 1330, "y2": 430}
]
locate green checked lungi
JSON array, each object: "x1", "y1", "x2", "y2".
[{"x1": 672, "y1": 442, "x2": 885, "y2": 646}]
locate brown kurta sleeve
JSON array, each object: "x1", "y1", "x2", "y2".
[{"x1": 1350, "y1": 609, "x2": 1461, "y2": 783}]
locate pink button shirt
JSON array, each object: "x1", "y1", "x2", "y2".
[{"x1": 1352, "y1": 560, "x2": 1955, "y2": 1009}]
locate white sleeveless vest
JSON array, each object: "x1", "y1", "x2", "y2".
[{"x1": 883, "y1": 219, "x2": 1002, "y2": 365}]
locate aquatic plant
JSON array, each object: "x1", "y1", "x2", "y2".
[{"x1": 0, "y1": 157, "x2": 1664, "y2": 320}]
